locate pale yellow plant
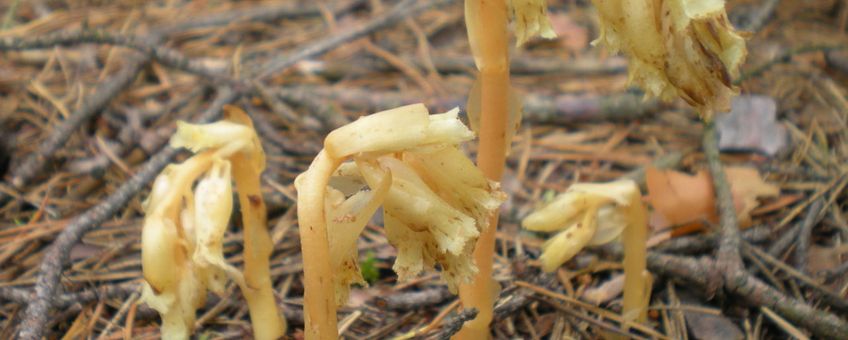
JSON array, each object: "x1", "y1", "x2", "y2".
[
  {"x1": 458, "y1": 1, "x2": 556, "y2": 337},
  {"x1": 509, "y1": 0, "x2": 557, "y2": 46},
  {"x1": 522, "y1": 180, "x2": 651, "y2": 325},
  {"x1": 141, "y1": 106, "x2": 285, "y2": 340},
  {"x1": 295, "y1": 104, "x2": 505, "y2": 339},
  {"x1": 591, "y1": 0, "x2": 747, "y2": 118}
]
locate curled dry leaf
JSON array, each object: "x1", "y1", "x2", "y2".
[
  {"x1": 591, "y1": 0, "x2": 747, "y2": 118},
  {"x1": 646, "y1": 166, "x2": 780, "y2": 231}
]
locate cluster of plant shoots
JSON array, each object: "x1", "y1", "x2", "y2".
[
  {"x1": 295, "y1": 104, "x2": 506, "y2": 338},
  {"x1": 140, "y1": 106, "x2": 284, "y2": 339},
  {"x1": 137, "y1": 0, "x2": 748, "y2": 338}
]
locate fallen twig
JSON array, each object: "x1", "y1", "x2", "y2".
[
  {"x1": 768, "y1": 199, "x2": 825, "y2": 258},
  {"x1": 0, "y1": 282, "x2": 139, "y2": 308},
  {"x1": 431, "y1": 308, "x2": 478, "y2": 340},
  {"x1": 703, "y1": 121, "x2": 744, "y2": 282},
  {"x1": 0, "y1": 30, "x2": 237, "y2": 85},
  {"x1": 793, "y1": 199, "x2": 824, "y2": 272},
  {"x1": 595, "y1": 244, "x2": 848, "y2": 339},
  {"x1": 2, "y1": 55, "x2": 149, "y2": 204},
  {"x1": 252, "y1": 0, "x2": 457, "y2": 79}
]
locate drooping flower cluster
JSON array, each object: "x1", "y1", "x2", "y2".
[
  {"x1": 296, "y1": 104, "x2": 506, "y2": 307},
  {"x1": 522, "y1": 179, "x2": 651, "y2": 323},
  {"x1": 592, "y1": 0, "x2": 747, "y2": 118},
  {"x1": 509, "y1": 0, "x2": 557, "y2": 46},
  {"x1": 141, "y1": 106, "x2": 284, "y2": 340},
  {"x1": 522, "y1": 180, "x2": 644, "y2": 271}
]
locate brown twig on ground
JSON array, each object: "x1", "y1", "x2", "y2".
[
  {"x1": 530, "y1": 296, "x2": 654, "y2": 340},
  {"x1": 739, "y1": 0, "x2": 782, "y2": 32},
  {"x1": 793, "y1": 199, "x2": 824, "y2": 272},
  {"x1": 316, "y1": 55, "x2": 626, "y2": 78},
  {"x1": 735, "y1": 44, "x2": 848, "y2": 85},
  {"x1": 16, "y1": 87, "x2": 240, "y2": 340},
  {"x1": 156, "y1": 0, "x2": 365, "y2": 35},
  {"x1": 252, "y1": 0, "x2": 456, "y2": 79},
  {"x1": 275, "y1": 85, "x2": 657, "y2": 123},
  {"x1": 594, "y1": 239, "x2": 848, "y2": 339},
  {"x1": 644, "y1": 251, "x2": 848, "y2": 339},
  {"x1": 742, "y1": 241, "x2": 848, "y2": 312},
  {"x1": 703, "y1": 121, "x2": 744, "y2": 279},
  {"x1": 768, "y1": 199, "x2": 824, "y2": 258},
  {"x1": 0, "y1": 281, "x2": 139, "y2": 308},
  {"x1": 2, "y1": 55, "x2": 149, "y2": 203},
  {"x1": 0, "y1": 30, "x2": 238, "y2": 86},
  {"x1": 654, "y1": 225, "x2": 772, "y2": 254},
  {"x1": 430, "y1": 308, "x2": 478, "y2": 340},
  {"x1": 66, "y1": 88, "x2": 206, "y2": 176},
  {"x1": 374, "y1": 288, "x2": 453, "y2": 310}
]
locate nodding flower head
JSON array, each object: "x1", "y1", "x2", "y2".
[
  {"x1": 522, "y1": 180, "x2": 643, "y2": 272},
  {"x1": 591, "y1": 0, "x2": 746, "y2": 118}
]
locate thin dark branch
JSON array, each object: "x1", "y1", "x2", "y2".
[
  {"x1": 17, "y1": 87, "x2": 240, "y2": 340},
  {"x1": 252, "y1": 0, "x2": 456, "y2": 79},
  {"x1": 2, "y1": 55, "x2": 149, "y2": 201},
  {"x1": 431, "y1": 308, "x2": 478, "y2": 340},
  {"x1": 703, "y1": 122, "x2": 744, "y2": 275},
  {"x1": 595, "y1": 244, "x2": 848, "y2": 339},
  {"x1": 0, "y1": 282, "x2": 139, "y2": 308},
  {"x1": 0, "y1": 30, "x2": 238, "y2": 86},
  {"x1": 645, "y1": 251, "x2": 848, "y2": 339},
  {"x1": 654, "y1": 225, "x2": 772, "y2": 254},
  {"x1": 375, "y1": 288, "x2": 453, "y2": 311},
  {"x1": 156, "y1": 0, "x2": 365, "y2": 35},
  {"x1": 768, "y1": 199, "x2": 824, "y2": 257},
  {"x1": 793, "y1": 199, "x2": 824, "y2": 272},
  {"x1": 735, "y1": 44, "x2": 848, "y2": 85}
]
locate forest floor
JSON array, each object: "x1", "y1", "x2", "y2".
[{"x1": 1, "y1": 0, "x2": 848, "y2": 339}]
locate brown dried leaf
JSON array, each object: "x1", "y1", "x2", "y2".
[{"x1": 646, "y1": 166, "x2": 779, "y2": 230}]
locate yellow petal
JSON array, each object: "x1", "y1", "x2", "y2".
[
  {"x1": 591, "y1": 0, "x2": 746, "y2": 117},
  {"x1": 522, "y1": 191, "x2": 590, "y2": 232},
  {"x1": 510, "y1": 0, "x2": 558, "y2": 46},
  {"x1": 539, "y1": 207, "x2": 598, "y2": 272},
  {"x1": 327, "y1": 170, "x2": 391, "y2": 306},
  {"x1": 170, "y1": 120, "x2": 253, "y2": 156}
]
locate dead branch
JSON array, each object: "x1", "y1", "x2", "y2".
[
  {"x1": 0, "y1": 30, "x2": 239, "y2": 85},
  {"x1": 703, "y1": 122, "x2": 744, "y2": 281},
  {"x1": 2, "y1": 55, "x2": 149, "y2": 203},
  {"x1": 252, "y1": 0, "x2": 457, "y2": 79}
]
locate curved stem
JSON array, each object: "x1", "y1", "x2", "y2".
[
  {"x1": 457, "y1": 0, "x2": 509, "y2": 338},
  {"x1": 296, "y1": 151, "x2": 341, "y2": 339}
]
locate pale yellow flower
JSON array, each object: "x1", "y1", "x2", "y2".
[{"x1": 592, "y1": 0, "x2": 746, "y2": 118}]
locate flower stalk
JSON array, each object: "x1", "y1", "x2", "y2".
[
  {"x1": 455, "y1": 0, "x2": 510, "y2": 338},
  {"x1": 141, "y1": 106, "x2": 285, "y2": 340},
  {"x1": 295, "y1": 104, "x2": 504, "y2": 340},
  {"x1": 522, "y1": 181, "x2": 651, "y2": 331}
]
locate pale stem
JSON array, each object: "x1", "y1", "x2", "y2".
[
  {"x1": 296, "y1": 151, "x2": 341, "y2": 340},
  {"x1": 622, "y1": 189, "x2": 650, "y2": 327},
  {"x1": 231, "y1": 151, "x2": 286, "y2": 340},
  {"x1": 456, "y1": 0, "x2": 510, "y2": 338}
]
